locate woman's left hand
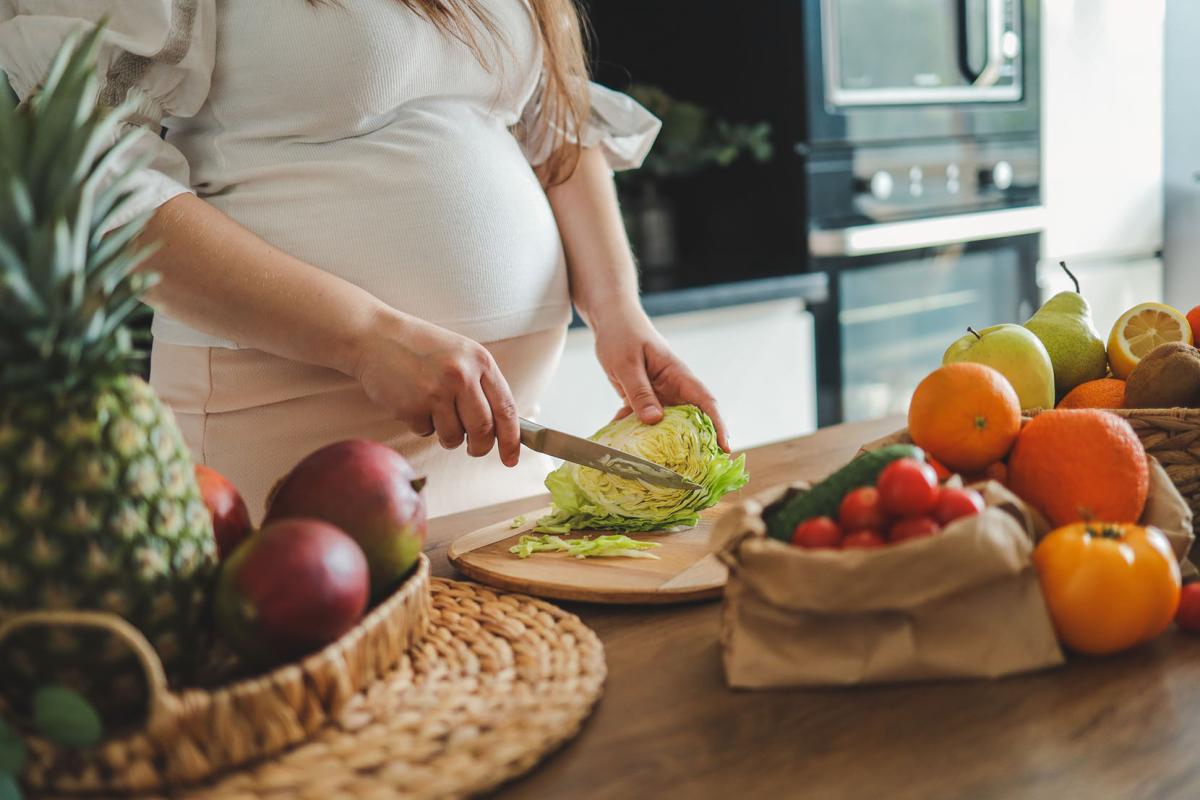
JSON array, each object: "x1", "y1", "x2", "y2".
[{"x1": 592, "y1": 306, "x2": 731, "y2": 452}]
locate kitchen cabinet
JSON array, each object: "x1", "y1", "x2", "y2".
[
  {"x1": 1040, "y1": 1, "x2": 1166, "y2": 319},
  {"x1": 1165, "y1": 0, "x2": 1200, "y2": 304},
  {"x1": 537, "y1": 299, "x2": 817, "y2": 450}
]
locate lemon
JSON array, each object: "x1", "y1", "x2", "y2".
[{"x1": 1107, "y1": 302, "x2": 1194, "y2": 379}]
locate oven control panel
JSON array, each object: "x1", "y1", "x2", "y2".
[{"x1": 804, "y1": 136, "x2": 1040, "y2": 229}]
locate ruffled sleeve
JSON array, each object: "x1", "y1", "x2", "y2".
[
  {"x1": 0, "y1": 0, "x2": 216, "y2": 232},
  {"x1": 518, "y1": 80, "x2": 662, "y2": 172}
]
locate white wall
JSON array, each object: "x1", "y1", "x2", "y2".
[{"x1": 1040, "y1": 0, "x2": 1164, "y2": 264}]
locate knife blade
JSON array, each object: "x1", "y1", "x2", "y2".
[{"x1": 519, "y1": 418, "x2": 703, "y2": 492}]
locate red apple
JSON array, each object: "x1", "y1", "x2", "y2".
[
  {"x1": 215, "y1": 518, "x2": 369, "y2": 666},
  {"x1": 264, "y1": 440, "x2": 427, "y2": 598},
  {"x1": 195, "y1": 464, "x2": 253, "y2": 560}
]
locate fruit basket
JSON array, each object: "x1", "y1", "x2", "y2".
[
  {"x1": 1031, "y1": 407, "x2": 1200, "y2": 539},
  {"x1": 1, "y1": 555, "x2": 431, "y2": 795}
]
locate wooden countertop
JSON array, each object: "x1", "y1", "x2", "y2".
[{"x1": 426, "y1": 416, "x2": 1200, "y2": 800}]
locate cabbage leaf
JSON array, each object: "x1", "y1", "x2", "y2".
[
  {"x1": 509, "y1": 533, "x2": 662, "y2": 559},
  {"x1": 535, "y1": 405, "x2": 748, "y2": 533}
]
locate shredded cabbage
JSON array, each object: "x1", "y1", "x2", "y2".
[
  {"x1": 509, "y1": 534, "x2": 662, "y2": 559},
  {"x1": 509, "y1": 515, "x2": 527, "y2": 529},
  {"x1": 535, "y1": 405, "x2": 748, "y2": 533}
]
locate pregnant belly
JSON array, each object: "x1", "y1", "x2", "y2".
[{"x1": 201, "y1": 105, "x2": 570, "y2": 342}]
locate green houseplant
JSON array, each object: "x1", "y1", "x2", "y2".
[{"x1": 617, "y1": 85, "x2": 774, "y2": 272}]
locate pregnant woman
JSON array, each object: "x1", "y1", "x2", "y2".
[{"x1": 0, "y1": 0, "x2": 728, "y2": 518}]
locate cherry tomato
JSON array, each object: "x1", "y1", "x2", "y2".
[
  {"x1": 839, "y1": 487, "x2": 887, "y2": 532},
  {"x1": 791, "y1": 516, "x2": 842, "y2": 549},
  {"x1": 889, "y1": 516, "x2": 941, "y2": 544},
  {"x1": 1176, "y1": 583, "x2": 1200, "y2": 634},
  {"x1": 932, "y1": 487, "x2": 986, "y2": 526},
  {"x1": 842, "y1": 530, "x2": 887, "y2": 549},
  {"x1": 876, "y1": 458, "x2": 939, "y2": 517},
  {"x1": 925, "y1": 455, "x2": 952, "y2": 483}
]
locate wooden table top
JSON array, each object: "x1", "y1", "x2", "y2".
[{"x1": 427, "y1": 416, "x2": 1200, "y2": 800}]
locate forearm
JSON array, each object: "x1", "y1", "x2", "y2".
[
  {"x1": 139, "y1": 193, "x2": 389, "y2": 376},
  {"x1": 546, "y1": 147, "x2": 644, "y2": 329}
]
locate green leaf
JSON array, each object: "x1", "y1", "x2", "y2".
[
  {"x1": 0, "y1": 717, "x2": 26, "y2": 774},
  {"x1": 31, "y1": 686, "x2": 103, "y2": 749},
  {"x1": 0, "y1": 773, "x2": 22, "y2": 800}
]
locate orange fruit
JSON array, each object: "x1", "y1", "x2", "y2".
[
  {"x1": 1107, "y1": 302, "x2": 1193, "y2": 379},
  {"x1": 1007, "y1": 409, "x2": 1148, "y2": 527},
  {"x1": 1056, "y1": 378, "x2": 1126, "y2": 410},
  {"x1": 1188, "y1": 305, "x2": 1200, "y2": 345},
  {"x1": 907, "y1": 363, "x2": 1022, "y2": 473}
]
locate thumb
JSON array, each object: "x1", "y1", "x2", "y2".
[{"x1": 616, "y1": 360, "x2": 663, "y2": 425}]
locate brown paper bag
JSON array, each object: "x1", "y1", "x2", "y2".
[{"x1": 711, "y1": 431, "x2": 1195, "y2": 689}]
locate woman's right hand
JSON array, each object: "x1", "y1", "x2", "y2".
[{"x1": 351, "y1": 308, "x2": 521, "y2": 467}]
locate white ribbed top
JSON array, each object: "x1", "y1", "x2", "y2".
[{"x1": 0, "y1": 0, "x2": 660, "y2": 347}]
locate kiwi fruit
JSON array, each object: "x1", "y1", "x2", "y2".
[{"x1": 1124, "y1": 342, "x2": 1200, "y2": 409}]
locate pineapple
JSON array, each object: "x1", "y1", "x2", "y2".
[{"x1": 0, "y1": 28, "x2": 217, "y2": 722}]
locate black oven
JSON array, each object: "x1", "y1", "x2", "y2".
[{"x1": 587, "y1": 0, "x2": 1042, "y2": 425}]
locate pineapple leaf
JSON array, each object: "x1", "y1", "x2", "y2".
[
  {"x1": 1, "y1": 22, "x2": 161, "y2": 392},
  {"x1": 28, "y1": 28, "x2": 83, "y2": 113},
  {"x1": 3, "y1": 174, "x2": 35, "y2": 233},
  {"x1": 0, "y1": 236, "x2": 44, "y2": 314}
]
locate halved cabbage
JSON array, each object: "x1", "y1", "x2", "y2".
[{"x1": 535, "y1": 405, "x2": 748, "y2": 533}]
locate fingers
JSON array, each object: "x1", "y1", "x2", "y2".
[
  {"x1": 456, "y1": 384, "x2": 496, "y2": 458},
  {"x1": 612, "y1": 403, "x2": 633, "y2": 421},
  {"x1": 410, "y1": 415, "x2": 436, "y2": 438},
  {"x1": 432, "y1": 403, "x2": 465, "y2": 450},
  {"x1": 615, "y1": 351, "x2": 663, "y2": 425},
  {"x1": 482, "y1": 368, "x2": 521, "y2": 467}
]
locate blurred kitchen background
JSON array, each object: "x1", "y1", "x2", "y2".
[{"x1": 539, "y1": 0, "x2": 1199, "y2": 449}]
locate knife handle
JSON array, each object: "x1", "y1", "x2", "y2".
[{"x1": 518, "y1": 417, "x2": 546, "y2": 450}]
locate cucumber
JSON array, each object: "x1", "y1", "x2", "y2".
[{"x1": 765, "y1": 444, "x2": 924, "y2": 541}]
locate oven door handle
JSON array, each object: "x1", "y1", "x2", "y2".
[
  {"x1": 958, "y1": 0, "x2": 1007, "y2": 87},
  {"x1": 808, "y1": 206, "x2": 1045, "y2": 258}
]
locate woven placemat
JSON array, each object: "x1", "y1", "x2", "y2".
[{"x1": 95, "y1": 578, "x2": 605, "y2": 800}]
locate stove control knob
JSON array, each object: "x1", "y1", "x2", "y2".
[
  {"x1": 982, "y1": 160, "x2": 1014, "y2": 191},
  {"x1": 858, "y1": 170, "x2": 894, "y2": 200}
]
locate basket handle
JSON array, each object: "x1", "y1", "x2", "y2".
[{"x1": 0, "y1": 609, "x2": 179, "y2": 731}]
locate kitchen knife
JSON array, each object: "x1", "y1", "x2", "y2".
[{"x1": 518, "y1": 418, "x2": 702, "y2": 492}]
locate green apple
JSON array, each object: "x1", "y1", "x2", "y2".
[{"x1": 943, "y1": 324, "x2": 1056, "y2": 411}]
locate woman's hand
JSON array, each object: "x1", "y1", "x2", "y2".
[
  {"x1": 352, "y1": 308, "x2": 521, "y2": 466},
  {"x1": 592, "y1": 305, "x2": 731, "y2": 452}
]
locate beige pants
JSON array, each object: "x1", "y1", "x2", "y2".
[{"x1": 150, "y1": 326, "x2": 567, "y2": 523}]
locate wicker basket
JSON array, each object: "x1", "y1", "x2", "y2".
[
  {"x1": 0, "y1": 553, "x2": 431, "y2": 795},
  {"x1": 1028, "y1": 407, "x2": 1200, "y2": 537}
]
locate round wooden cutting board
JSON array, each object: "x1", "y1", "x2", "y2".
[{"x1": 446, "y1": 504, "x2": 732, "y2": 604}]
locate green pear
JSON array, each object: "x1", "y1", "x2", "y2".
[
  {"x1": 1023, "y1": 262, "x2": 1109, "y2": 399},
  {"x1": 943, "y1": 324, "x2": 1056, "y2": 411}
]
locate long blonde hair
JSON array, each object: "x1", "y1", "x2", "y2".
[{"x1": 313, "y1": 0, "x2": 590, "y2": 185}]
